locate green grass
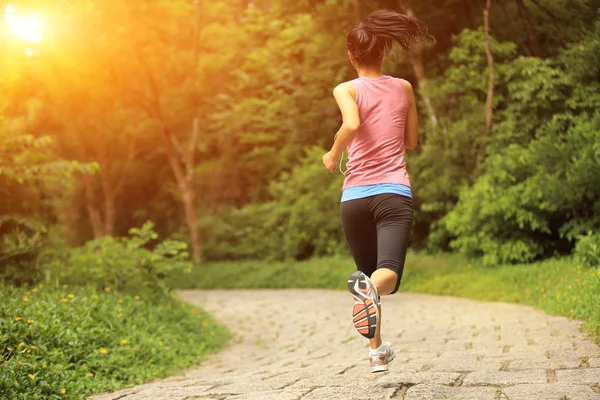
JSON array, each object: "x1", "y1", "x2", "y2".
[
  {"x1": 172, "y1": 253, "x2": 600, "y2": 343},
  {"x1": 0, "y1": 285, "x2": 229, "y2": 399}
]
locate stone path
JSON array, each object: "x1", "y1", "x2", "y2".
[{"x1": 93, "y1": 290, "x2": 600, "y2": 400}]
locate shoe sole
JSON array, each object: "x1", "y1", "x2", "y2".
[
  {"x1": 348, "y1": 271, "x2": 379, "y2": 339},
  {"x1": 370, "y1": 346, "x2": 396, "y2": 373}
]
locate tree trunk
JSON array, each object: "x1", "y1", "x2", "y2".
[
  {"x1": 99, "y1": 133, "x2": 136, "y2": 237},
  {"x1": 181, "y1": 184, "x2": 201, "y2": 263},
  {"x1": 127, "y1": 3, "x2": 203, "y2": 263},
  {"x1": 483, "y1": 0, "x2": 495, "y2": 139},
  {"x1": 82, "y1": 174, "x2": 105, "y2": 239},
  {"x1": 516, "y1": 0, "x2": 541, "y2": 57},
  {"x1": 101, "y1": 183, "x2": 116, "y2": 236},
  {"x1": 159, "y1": 121, "x2": 202, "y2": 263},
  {"x1": 473, "y1": 0, "x2": 495, "y2": 179},
  {"x1": 397, "y1": 1, "x2": 444, "y2": 136}
]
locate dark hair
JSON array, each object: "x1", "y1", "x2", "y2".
[{"x1": 347, "y1": 10, "x2": 434, "y2": 66}]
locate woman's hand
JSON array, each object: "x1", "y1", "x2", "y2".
[{"x1": 322, "y1": 151, "x2": 340, "y2": 173}]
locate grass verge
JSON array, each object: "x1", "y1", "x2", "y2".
[
  {"x1": 0, "y1": 285, "x2": 228, "y2": 399},
  {"x1": 171, "y1": 253, "x2": 599, "y2": 343}
]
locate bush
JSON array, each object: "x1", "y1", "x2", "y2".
[
  {"x1": 0, "y1": 285, "x2": 228, "y2": 399},
  {"x1": 441, "y1": 20, "x2": 600, "y2": 265},
  {"x1": 575, "y1": 231, "x2": 600, "y2": 268},
  {"x1": 41, "y1": 222, "x2": 192, "y2": 301},
  {"x1": 201, "y1": 147, "x2": 346, "y2": 261}
]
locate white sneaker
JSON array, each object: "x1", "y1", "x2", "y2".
[
  {"x1": 347, "y1": 271, "x2": 379, "y2": 339},
  {"x1": 369, "y1": 342, "x2": 396, "y2": 373}
]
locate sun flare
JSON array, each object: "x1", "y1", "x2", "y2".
[{"x1": 4, "y1": 4, "x2": 43, "y2": 42}]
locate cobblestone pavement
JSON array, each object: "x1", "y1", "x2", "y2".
[{"x1": 92, "y1": 290, "x2": 600, "y2": 400}]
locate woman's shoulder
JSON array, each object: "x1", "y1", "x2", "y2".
[
  {"x1": 333, "y1": 80, "x2": 358, "y2": 97},
  {"x1": 395, "y1": 77, "x2": 413, "y2": 92}
]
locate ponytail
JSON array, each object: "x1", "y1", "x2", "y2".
[{"x1": 347, "y1": 10, "x2": 434, "y2": 66}]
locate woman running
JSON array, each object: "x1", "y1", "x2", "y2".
[{"x1": 322, "y1": 10, "x2": 432, "y2": 373}]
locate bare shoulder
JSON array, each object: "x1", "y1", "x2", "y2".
[
  {"x1": 398, "y1": 78, "x2": 415, "y2": 103},
  {"x1": 333, "y1": 81, "x2": 356, "y2": 98},
  {"x1": 398, "y1": 78, "x2": 414, "y2": 93}
]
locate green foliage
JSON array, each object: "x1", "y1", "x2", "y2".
[
  {"x1": 443, "y1": 20, "x2": 600, "y2": 264},
  {"x1": 0, "y1": 126, "x2": 97, "y2": 284},
  {"x1": 0, "y1": 285, "x2": 228, "y2": 399},
  {"x1": 0, "y1": 134, "x2": 97, "y2": 184},
  {"x1": 575, "y1": 232, "x2": 600, "y2": 268},
  {"x1": 2, "y1": 0, "x2": 600, "y2": 268},
  {"x1": 41, "y1": 222, "x2": 192, "y2": 301},
  {"x1": 201, "y1": 147, "x2": 345, "y2": 261},
  {"x1": 409, "y1": 29, "x2": 519, "y2": 250}
]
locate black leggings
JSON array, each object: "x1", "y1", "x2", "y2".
[{"x1": 340, "y1": 193, "x2": 413, "y2": 295}]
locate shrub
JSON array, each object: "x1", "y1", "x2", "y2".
[
  {"x1": 0, "y1": 285, "x2": 228, "y2": 399},
  {"x1": 41, "y1": 222, "x2": 191, "y2": 301},
  {"x1": 442, "y1": 20, "x2": 600, "y2": 265},
  {"x1": 201, "y1": 147, "x2": 346, "y2": 261},
  {"x1": 575, "y1": 231, "x2": 600, "y2": 268}
]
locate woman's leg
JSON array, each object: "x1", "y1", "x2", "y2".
[
  {"x1": 340, "y1": 198, "x2": 380, "y2": 341},
  {"x1": 340, "y1": 198, "x2": 377, "y2": 278},
  {"x1": 368, "y1": 193, "x2": 414, "y2": 348}
]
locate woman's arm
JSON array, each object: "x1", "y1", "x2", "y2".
[
  {"x1": 323, "y1": 82, "x2": 360, "y2": 173},
  {"x1": 402, "y1": 80, "x2": 419, "y2": 150}
]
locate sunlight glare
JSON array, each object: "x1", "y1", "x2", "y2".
[{"x1": 4, "y1": 4, "x2": 44, "y2": 42}]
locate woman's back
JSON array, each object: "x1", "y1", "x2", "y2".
[{"x1": 343, "y1": 76, "x2": 411, "y2": 190}]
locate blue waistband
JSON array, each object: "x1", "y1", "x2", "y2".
[{"x1": 341, "y1": 183, "x2": 412, "y2": 203}]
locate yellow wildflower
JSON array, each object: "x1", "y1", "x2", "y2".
[
  {"x1": 30, "y1": 345, "x2": 37, "y2": 349},
  {"x1": 134, "y1": 295, "x2": 140, "y2": 300},
  {"x1": 18, "y1": 342, "x2": 24, "y2": 347},
  {"x1": 87, "y1": 373, "x2": 93, "y2": 377},
  {"x1": 32, "y1": 288, "x2": 37, "y2": 293},
  {"x1": 42, "y1": 365, "x2": 47, "y2": 369},
  {"x1": 60, "y1": 351, "x2": 63, "y2": 355},
  {"x1": 99, "y1": 348, "x2": 107, "y2": 354},
  {"x1": 158, "y1": 341, "x2": 163, "y2": 346},
  {"x1": 60, "y1": 388, "x2": 66, "y2": 394},
  {"x1": 39, "y1": 283, "x2": 43, "y2": 288},
  {"x1": 117, "y1": 299, "x2": 123, "y2": 303},
  {"x1": 67, "y1": 294, "x2": 74, "y2": 299},
  {"x1": 28, "y1": 374, "x2": 35, "y2": 380},
  {"x1": 118, "y1": 312, "x2": 123, "y2": 317},
  {"x1": 60, "y1": 299, "x2": 68, "y2": 303},
  {"x1": 23, "y1": 296, "x2": 29, "y2": 302},
  {"x1": 121, "y1": 339, "x2": 128, "y2": 345},
  {"x1": 15, "y1": 317, "x2": 22, "y2": 321},
  {"x1": 104, "y1": 287, "x2": 111, "y2": 292},
  {"x1": 165, "y1": 346, "x2": 171, "y2": 351},
  {"x1": 28, "y1": 319, "x2": 33, "y2": 324},
  {"x1": 7, "y1": 347, "x2": 12, "y2": 351},
  {"x1": 202, "y1": 320, "x2": 209, "y2": 327}
]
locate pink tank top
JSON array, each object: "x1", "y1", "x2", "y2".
[{"x1": 342, "y1": 76, "x2": 411, "y2": 190}]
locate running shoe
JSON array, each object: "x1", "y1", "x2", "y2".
[
  {"x1": 348, "y1": 271, "x2": 379, "y2": 339},
  {"x1": 369, "y1": 342, "x2": 396, "y2": 373}
]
